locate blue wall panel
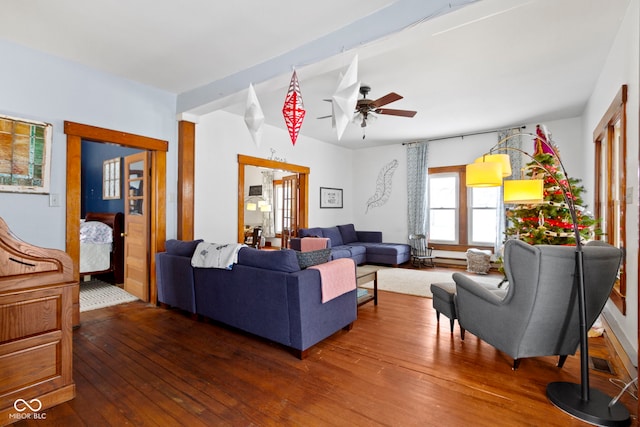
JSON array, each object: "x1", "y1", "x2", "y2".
[{"x1": 81, "y1": 140, "x2": 141, "y2": 218}]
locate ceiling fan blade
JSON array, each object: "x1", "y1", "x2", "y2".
[
  {"x1": 371, "y1": 92, "x2": 402, "y2": 108},
  {"x1": 316, "y1": 115, "x2": 332, "y2": 119},
  {"x1": 375, "y1": 108, "x2": 417, "y2": 118}
]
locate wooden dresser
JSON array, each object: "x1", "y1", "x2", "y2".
[{"x1": 0, "y1": 217, "x2": 75, "y2": 425}]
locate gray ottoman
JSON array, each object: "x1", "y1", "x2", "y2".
[
  {"x1": 363, "y1": 243, "x2": 411, "y2": 266},
  {"x1": 431, "y1": 280, "x2": 508, "y2": 337},
  {"x1": 430, "y1": 282, "x2": 460, "y2": 334}
]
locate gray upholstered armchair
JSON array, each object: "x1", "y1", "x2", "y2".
[{"x1": 453, "y1": 239, "x2": 622, "y2": 370}]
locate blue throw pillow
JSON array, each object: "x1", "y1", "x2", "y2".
[
  {"x1": 165, "y1": 239, "x2": 203, "y2": 257},
  {"x1": 323, "y1": 226, "x2": 344, "y2": 247},
  {"x1": 338, "y1": 224, "x2": 358, "y2": 244},
  {"x1": 237, "y1": 247, "x2": 301, "y2": 272}
]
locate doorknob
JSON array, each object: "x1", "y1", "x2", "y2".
[{"x1": 121, "y1": 232, "x2": 127, "y2": 237}]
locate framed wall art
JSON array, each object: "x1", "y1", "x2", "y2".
[
  {"x1": 248, "y1": 185, "x2": 262, "y2": 196},
  {"x1": 0, "y1": 114, "x2": 52, "y2": 194},
  {"x1": 320, "y1": 187, "x2": 343, "y2": 209}
]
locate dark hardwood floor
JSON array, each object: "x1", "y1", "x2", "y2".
[{"x1": 14, "y1": 269, "x2": 638, "y2": 426}]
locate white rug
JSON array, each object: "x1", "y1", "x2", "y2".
[
  {"x1": 357, "y1": 266, "x2": 504, "y2": 298},
  {"x1": 80, "y1": 280, "x2": 139, "y2": 312}
]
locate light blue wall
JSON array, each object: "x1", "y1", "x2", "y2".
[{"x1": 0, "y1": 39, "x2": 178, "y2": 249}]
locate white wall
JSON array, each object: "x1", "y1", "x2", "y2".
[
  {"x1": 351, "y1": 119, "x2": 586, "y2": 246},
  {"x1": 0, "y1": 40, "x2": 178, "y2": 250},
  {"x1": 194, "y1": 110, "x2": 355, "y2": 242},
  {"x1": 583, "y1": 0, "x2": 639, "y2": 362},
  {"x1": 351, "y1": 143, "x2": 408, "y2": 243}
]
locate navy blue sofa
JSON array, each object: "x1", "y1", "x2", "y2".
[
  {"x1": 290, "y1": 223, "x2": 411, "y2": 267},
  {"x1": 156, "y1": 240, "x2": 357, "y2": 359}
]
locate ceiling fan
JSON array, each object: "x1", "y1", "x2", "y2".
[
  {"x1": 352, "y1": 85, "x2": 417, "y2": 128},
  {"x1": 318, "y1": 85, "x2": 417, "y2": 128}
]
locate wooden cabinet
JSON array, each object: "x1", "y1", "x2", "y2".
[{"x1": 0, "y1": 217, "x2": 75, "y2": 425}]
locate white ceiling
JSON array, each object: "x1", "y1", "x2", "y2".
[{"x1": 0, "y1": 0, "x2": 631, "y2": 149}]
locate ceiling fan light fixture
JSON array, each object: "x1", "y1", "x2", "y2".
[
  {"x1": 353, "y1": 111, "x2": 377, "y2": 128},
  {"x1": 365, "y1": 113, "x2": 377, "y2": 127}
]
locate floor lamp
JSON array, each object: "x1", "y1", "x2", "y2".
[{"x1": 466, "y1": 128, "x2": 630, "y2": 426}]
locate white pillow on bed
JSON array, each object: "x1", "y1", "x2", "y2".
[{"x1": 80, "y1": 221, "x2": 113, "y2": 244}]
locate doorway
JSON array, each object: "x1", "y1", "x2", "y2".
[
  {"x1": 237, "y1": 155, "x2": 309, "y2": 244},
  {"x1": 280, "y1": 174, "x2": 299, "y2": 248},
  {"x1": 65, "y1": 121, "x2": 168, "y2": 326}
]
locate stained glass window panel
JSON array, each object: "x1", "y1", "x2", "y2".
[{"x1": 0, "y1": 115, "x2": 51, "y2": 193}]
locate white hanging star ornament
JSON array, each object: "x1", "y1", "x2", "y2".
[
  {"x1": 332, "y1": 55, "x2": 360, "y2": 140},
  {"x1": 244, "y1": 83, "x2": 265, "y2": 147}
]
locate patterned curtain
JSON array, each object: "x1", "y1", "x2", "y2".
[
  {"x1": 261, "y1": 170, "x2": 275, "y2": 237},
  {"x1": 406, "y1": 142, "x2": 429, "y2": 238},
  {"x1": 495, "y1": 128, "x2": 523, "y2": 253}
]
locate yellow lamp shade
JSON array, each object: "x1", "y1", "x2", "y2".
[
  {"x1": 475, "y1": 154, "x2": 512, "y2": 177},
  {"x1": 504, "y1": 179, "x2": 544, "y2": 204},
  {"x1": 246, "y1": 202, "x2": 257, "y2": 211},
  {"x1": 260, "y1": 204, "x2": 272, "y2": 212},
  {"x1": 466, "y1": 161, "x2": 502, "y2": 187}
]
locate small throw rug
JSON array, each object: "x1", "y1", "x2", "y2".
[
  {"x1": 357, "y1": 265, "x2": 504, "y2": 298},
  {"x1": 80, "y1": 279, "x2": 139, "y2": 312}
]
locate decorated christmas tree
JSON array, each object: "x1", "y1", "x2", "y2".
[{"x1": 504, "y1": 126, "x2": 598, "y2": 245}]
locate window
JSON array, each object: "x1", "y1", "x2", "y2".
[
  {"x1": 594, "y1": 84, "x2": 627, "y2": 314},
  {"x1": 102, "y1": 157, "x2": 121, "y2": 199},
  {"x1": 469, "y1": 186, "x2": 499, "y2": 245},
  {"x1": 428, "y1": 172, "x2": 459, "y2": 243},
  {"x1": 428, "y1": 165, "x2": 498, "y2": 250}
]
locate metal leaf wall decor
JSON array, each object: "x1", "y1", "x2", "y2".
[{"x1": 366, "y1": 159, "x2": 398, "y2": 213}]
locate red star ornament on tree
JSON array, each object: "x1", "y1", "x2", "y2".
[{"x1": 282, "y1": 70, "x2": 306, "y2": 145}]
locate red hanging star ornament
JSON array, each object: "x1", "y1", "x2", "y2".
[{"x1": 282, "y1": 70, "x2": 306, "y2": 145}]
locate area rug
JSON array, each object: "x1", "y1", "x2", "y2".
[
  {"x1": 80, "y1": 279, "x2": 139, "y2": 312},
  {"x1": 357, "y1": 266, "x2": 504, "y2": 298}
]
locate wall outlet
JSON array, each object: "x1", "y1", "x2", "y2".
[{"x1": 49, "y1": 193, "x2": 60, "y2": 207}]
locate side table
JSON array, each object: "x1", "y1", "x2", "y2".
[{"x1": 356, "y1": 270, "x2": 378, "y2": 306}]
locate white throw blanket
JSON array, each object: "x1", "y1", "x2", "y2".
[{"x1": 191, "y1": 242, "x2": 246, "y2": 269}]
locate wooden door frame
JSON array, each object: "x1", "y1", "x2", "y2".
[
  {"x1": 237, "y1": 155, "x2": 309, "y2": 243},
  {"x1": 65, "y1": 121, "x2": 168, "y2": 325}
]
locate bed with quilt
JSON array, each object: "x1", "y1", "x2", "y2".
[{"x1": 80, "y1": 212, "x2": 124, "y2": 283}]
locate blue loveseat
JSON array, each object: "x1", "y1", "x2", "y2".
[
  {"x1": 156, "y1": 240, "x2": 357, "y2": 359},
  {"x1": 290, "y1": 223, "x2": 411, "y2": 267}
]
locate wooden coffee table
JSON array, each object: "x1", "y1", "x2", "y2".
[{"x1": 356, "y1": 270, "x2": 378, "y2": 306}]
